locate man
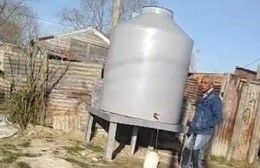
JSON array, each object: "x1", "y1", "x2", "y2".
[{"x1": 181, "y1": 76, "x2": 223, "y2": 168}]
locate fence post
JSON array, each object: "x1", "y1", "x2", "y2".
[
  {"x1": 248, "y1": 93, "x2": 260, "y2": 163},
  {"x1": 256, "y1": 65, "x2": 260, "y2": 80}
]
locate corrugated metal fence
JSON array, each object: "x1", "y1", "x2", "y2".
[
  {"x1": 210, "y1": 74, "x2": 260, "y2": 163},
  {"x1": 181, "y1": 74, "x2": 260, "y2": 163},
  {"x1": 4, "y1": 53, "x2": 102, "y2": 132},
  {"x1": 210, "y1": 74, "x2": 243, "y2": 158}
]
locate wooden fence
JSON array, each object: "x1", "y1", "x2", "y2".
[{"x1": 4, "y1": 53, "x2": 102, "y2": 132}]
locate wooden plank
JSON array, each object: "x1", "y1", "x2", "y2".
[
  {"x1": 5, "y1": 55, "x2": 102, "y2": 69},
  {"x1": 49, "y1": 61, "x2": 102, "y2": 69}
]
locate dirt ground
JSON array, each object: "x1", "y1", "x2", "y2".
[{"x1": 0, "y1": 125, "x2": 258, "y2": 168}]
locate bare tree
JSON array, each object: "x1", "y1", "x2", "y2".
[
  {"x1": 58, "y1": 0, "x2": 110, "y2": 33},
  {"x1": 120, "y1": 0, "x2": 156, "y2": 21},
  {"x1": 0, "y1": 0, "x2": 39, "y2": 44},
  {"x1": 58, "y1": 0, "x2": 157, "y2": 33},
  {"x1": 5, "y1": 42, "x2": 70, "y2": 128}
]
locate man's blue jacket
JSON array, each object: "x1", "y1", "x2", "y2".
[{"x1": 190, "y1": 91, "x2": 223, "y2": 135}]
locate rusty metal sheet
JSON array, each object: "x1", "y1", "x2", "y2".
[
  {"x1": 209, "y1": 74, "x2": 260, "y2": 163},
  {"x1": 229, "y1": 82, "x2": 260, "y2": 161},
  {"x1": 210, "y1": 74, "x2": 242, "y2": 157},
  {"x1": 248, "y1": 93, "x2": 260, "y2": 163}
]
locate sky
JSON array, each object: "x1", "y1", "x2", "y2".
[{"x1": 29, "y1": 0, "x2": 260, "y2": 73}]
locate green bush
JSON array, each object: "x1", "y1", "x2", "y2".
[{"x1": 5, "y1": 87, "x2": 45, "y2": 129}]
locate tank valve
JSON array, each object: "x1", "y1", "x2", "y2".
[{"x1": 153, "y1": 113, "x2": 160, "y2": 121}]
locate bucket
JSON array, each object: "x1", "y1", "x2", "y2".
[{"x1": 143, "y1": 150, "x2": 160, "y2": 168}]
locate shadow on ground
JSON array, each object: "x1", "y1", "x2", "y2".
[{"x1": 91, "y1": 116, "x2": 184, "y2": 167}]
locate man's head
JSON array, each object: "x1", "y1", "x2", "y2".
[{"x1": 201, "y1": 75, "x2": 214, "y2": 93}]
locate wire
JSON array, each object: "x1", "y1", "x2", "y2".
[
  {"x1": 2, "y1": 7, "x2": 75, "y2": 27},
  {"x1": 2, "y1": 5, "x2": 111, "y2": 31},
  {"x1": 243, "y1": 57, "x2": 260, "y2": 68},
  {"x1": 18, "y1": 13, "x2": 74, "y2": 27}
]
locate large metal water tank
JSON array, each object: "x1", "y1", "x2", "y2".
[{"x1": 99, "y1": 6, "x2": 194, "y2": 124}]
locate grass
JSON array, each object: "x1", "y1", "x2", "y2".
[
  {"x1": 0, "y1": 149, "x2": 41, "y2": 164},
  {"x1": 210, "y1": 155, "x2": 226, "y2": 163},
  {"x1": 64, "y1": 145, "x2": 85, "y2": 155},
  {"x1": 18, "y1": 141, "x2": 31, "y2": 148},
  {"x1": 65, "y1": 140, "x2": 104, "y2": 155},
  {"x1": 4, "y1": 144, "x2": 18, "y2": 150},
  {"x1": 45, "y1": 138, "x2": 55, "y2": 143},
  {"x1": 86, "y1": 144, "x2": 104, "y2": 153},
  {"x1": 114, "y1": 157, "x2": 143, "y2": 168},
  {"x1": 0, "y1": 150, "x2": 20, "y2": 163},
  {"x1": 210, "y1": 156, "x2": 252, "y2": 168},
  {"x1": 52, "y1": 150, "x2": 60, "y2": 155},
  {"x1": 21, "y1": 153, "x2": 41, "y2": 157},
  {"x1": 16, "y1": 162, "x2": 31, "y2": 168},
  {"x1": 64, "y1": 158, "x2": 89, "y2": 168}
]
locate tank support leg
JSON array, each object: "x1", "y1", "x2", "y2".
[
  {"x1": 85, "y1": 114, "x2": 94, "y2": 143},
  {"x1": 148, "y1": 130, "x2": 155, "y2": 150},
  {"x1": 131, "y1": 126, "x2": 139, "y2": 155},
  {"x1": 106, "y1": 122, "x2": 117, "y2": 161}
]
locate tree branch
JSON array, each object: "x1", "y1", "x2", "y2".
[
  {"x1": 58, "y1": 0, "x2": 157, "y2": 33},
  {"x1": 0, "y1": 0, "x2": 26, "y2": 27}
]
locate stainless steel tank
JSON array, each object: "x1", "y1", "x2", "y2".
[{"x1": 99, "y1": 6, "x2": 194, "y2": 124}]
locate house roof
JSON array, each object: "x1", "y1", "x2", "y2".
[
  {"x1": 39, "y1": 27, "x2": 110, "y2": 45},
  {"x1": 36, "y1": 27, "x2": 110, "y2": 64},
  {"x1": 235, "y1": 66, "x2": 256, "y2": 74},
  {"x1": 188, "y1": 72, "x2": 224, "y2": 76}
]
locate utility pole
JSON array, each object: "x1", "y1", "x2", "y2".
[
  {"x1": 256, "y1": 65, "x2": 260, "y2": 80},
  {"x1": 112, "y1": 0, "x2": 121, "y2": 27}
]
